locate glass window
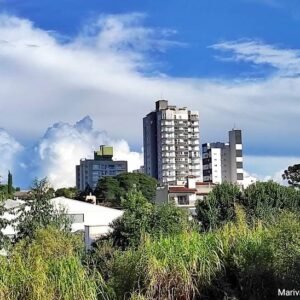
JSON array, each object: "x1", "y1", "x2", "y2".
[
  {"x1": 178, "y1": 196, "x2": 189, "y2": 205},
  {"x1": 67, "y1": 214, "x2": 84, "y2": 223}
]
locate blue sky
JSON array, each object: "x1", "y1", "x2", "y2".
[
  {"x1": 0, "y1": 0, "x2": 300, "y2": 187},
  {"x1": 2, "y1": 0, "x2": 300, "y2": 78}
]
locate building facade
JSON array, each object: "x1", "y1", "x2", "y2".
[
  {"x1": 155, "y1": 176, "x2": 214, "y2": 216},
  {"x1": 76, "y1": 145, "x2": 128, "y2": 191},
  {"x1": 143, "y1": 100, "x2": 202, "y2": 184},
  {"x1": 202, "y1": 129, "x2": 244, "y2": 185}
]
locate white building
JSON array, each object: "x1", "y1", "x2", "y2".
[
  {"x1": 1, "y1": 197, "x2": 123, "y2": 249},
  {"x1": 155, "y1": 176, "x2": 214, "y2": 216},
  {"x1": 202, "y1": 129, "x2": 244, "y2": 186},
  {"x1": 143, "y1": 100, "x2": 202, "y2": 184}
]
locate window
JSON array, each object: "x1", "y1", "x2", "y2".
[
  {"x1": 67, "y1": 214, "x2": 84, "y2": 223},
  {"x1": 178, "y1": 196, "x2": 189, "y2": 205},
  {"x1": 236, "y1": 162, "x2": 243, "y2": 169}
]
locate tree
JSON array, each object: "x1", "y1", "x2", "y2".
[
  {"x1": 149, "y1": 203, "x2": 190, "y2": 236},
  {"x1": 14, "y1": 178, "x2": 70, "y2": 241},
  {"x1": 7, "y1": 171, "x2": 13, "y2": 196},
  {"x1": 0, "y1": 199, "x2": 10, "y2": 249},
  {"x1": 196, "y1": 182, "x2": 242, "y2": 231},
  {"x1": 110, "y1": 189, "x2": 153, "y2": 248},
  {"x1": 94, "y1": 173, "x2": 157, "y2": 207},
  {"x1": 109, "y1": 189, "x2": 190, "y2": 249},
  {"x1": 282, "y1": 164, "x2": 300, "y2": 188},
  {"x1": 242, "y1": 181, "x2": 300, "y2": 223},
  {"x1": 55, "y1": 187, "x2": 78, "y2": 199},
  {"x1": 117, "y1": 173, "x2": 157, "y2": 202},
  {"x1": 94, "y1": 177, "x2": 120, "y2": 206}
]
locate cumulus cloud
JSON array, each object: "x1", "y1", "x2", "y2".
[
  {"x1": 0, "y1": 129, "x2": 23, "y2": 183},
  {"x1": 18, "y1": 116, "x2": 143, "y2": 188},
  {"x1": 0, "y1": 13, "x2": 299, "y2": 186}
]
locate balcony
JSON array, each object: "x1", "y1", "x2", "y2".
[
  {"x1": 161, "y1": 133, "x2": 175, "y2": 139},
  {"x1": 190, "y1": 159, "x2": 201, "y2": 165}
]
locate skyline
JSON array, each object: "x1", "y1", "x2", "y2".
[{"x1": 0, "y1": 0, "x2": 299, "y2": 187}]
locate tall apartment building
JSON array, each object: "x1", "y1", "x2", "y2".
[
  {"x1": 76, "y1": 145, "x2": 128, "y2": 191},
  {"x1": 202, "y1": 129, "x2": 243, "y2": 185},
  {"x1": 143, "y1": 100, "x2": 201, "y2": 184}
]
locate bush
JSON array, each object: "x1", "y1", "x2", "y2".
[
  {"x1": 0, "y1": 227, "x2": 110, "y2": 300},
  {"x1": 196, "y1": 182, "x2": 242, "y2": 231},
  {"x1": 109, "y1": 190, "x2": 191, "y2": 249}
]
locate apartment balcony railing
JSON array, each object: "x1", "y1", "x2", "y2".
[
  {"x1": 190, "y1": 159, "x2": 201, "y2": 164},
  {"x1": 161, "y1": 134, "x2": 175, "y2": 138},
  {"x1": 162, "y1": 153, "x2": 176, "y2": 158},
  {"x1": 189, "y1": 115, "x2": 199, "y2": 121},
  {"x1": 161, "y1": 128, "x2": 174, "y2": 133}
]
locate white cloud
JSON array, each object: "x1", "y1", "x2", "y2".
[
  {"x1": 21, "y1": 116, "x2": 143, "y2": 188},
  {"x1": 0, "y1": 13, "x2": 299, "y2": 187},
  {"x1": 211, "y1": 40, "x2": 300, "y2": 76},
  {"x1": 0, "y1": 129, "x2": 23, "y2": 183}
]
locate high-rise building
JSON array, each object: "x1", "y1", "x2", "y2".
[
  {"x1": 143, "y1": 100, "x2": 201, "y2": 184},
  {"x1": 76, "y1": 145, "x2": 128, "y2": 191},
  {"x1": 202, "y1": 129, "x2": 244, "y2": 185}
]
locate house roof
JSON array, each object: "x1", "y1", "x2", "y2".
[
  {"x1": 196, "y1": 182, "x2": 215, "y2": 186},
  {"x1": 50, "y1": 197, "x2": 124, "y2": 226},
  {"x1": 168, "y1": 187, "x2": 198, "y2": 193}
]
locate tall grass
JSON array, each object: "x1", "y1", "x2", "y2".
[
  {"x1": 108, "y1": 207, "x2": 300, "y2": 299},
  {"x1": 110, "y1": 231, "x2": 224, "y2": 299},
  {"x1": 0, "y1": 227, "x2": 111, "y2": 300}
]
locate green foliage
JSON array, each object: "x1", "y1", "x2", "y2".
[
  {"x1": 0, "y1": 185, "x2": 10, "y2": 201},
  {"x1": 242, "y1": 181, "x2": 300, "y2": 223},
  {"x1": 283, "y1": 163, "x2": 300, "y2": 188},
  {"x1": 7, "y1": 171, "x2": 13, "y2": 196},
  {"x1": 109, "y1": 190, "x2": 190, "y2": 249},
  {"x1": 110, "y1": 190, "x2": 153, "y2": 249},
  {"x1": 149, "y1": 203, "x2": 190, "y2": 237},
  {"x1": 196, "y1": 182, "x2": 242, "y2": 231},
  {"x1": 14, "y1": 178, "x2": 70, "y2": 241},
  {"x1": 55, "y1": 187, "x2": 78, "y2": 199},
  {"x1": 94, "y1": 173, "x2": 157, "y2": 207},
  {"x1": 107, "y1": 207, "x2": 300, "y2": 300},
  {"x1": 0, "y1": 227, "x2": 109, "y2": 300},
  {"x1": 196, "y1": 181, "x2": 300, "y2": 230},
  {"x1": 94, "y1": 177, "x2": 121, "y2": 206},
  {"x1": 0, "y1": 199, "x2": 10, "y2": 249}
]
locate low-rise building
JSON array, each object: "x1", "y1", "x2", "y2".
[
  {"x1": 1, "y1": 197, "x2": 123, "y2": 249},
  {"x1": 76, "y1": 145, "x2": 128, "y2": 191},
  {"x1": 155, "y1": 176, "x2": 214, "y2": 216}
]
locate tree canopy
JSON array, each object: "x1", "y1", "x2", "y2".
[
  {"x1": 196, "y1": 181, "x2": 300, "y2": 231},
  {"x1": 282, "y1": 163, "x2": 300, "y2": 188},
  {"x1": 55, "y1": 187, "x2": 78, "y2": 199},
  {"x1": 94, "y1": 172, "x2": 157, "y2": 207},
  {"x1": 14, "y1": 178, "x2": 70, "y2": 241},
  {"x1": 196, "y1": 182, "x2": 241, "y2": 231},
  {"x1": 109, "y1": 189, "x2": 190, "y2": 249}
]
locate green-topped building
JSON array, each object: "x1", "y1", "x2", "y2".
[{"x1": 76, "y1": 145, "x2": 128, "y2": 191}]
